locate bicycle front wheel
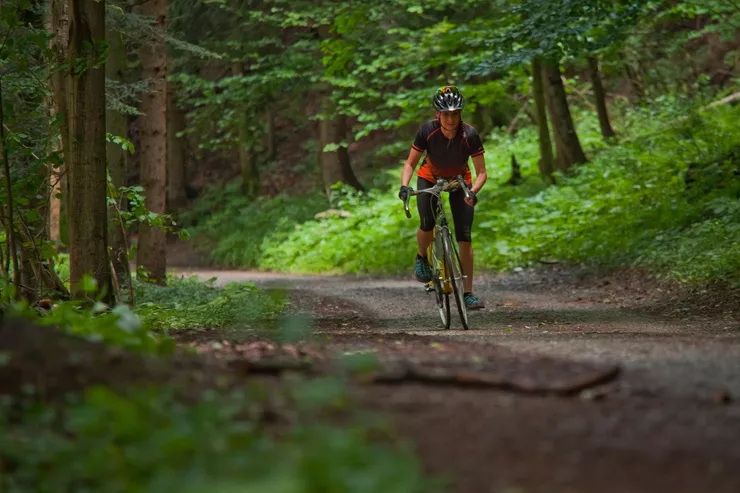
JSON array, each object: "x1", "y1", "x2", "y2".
[
  {"x1": 435, "y1": 279, "x2": 451, "y2": 329},
  {"x1": 429, "y1": 234, "x2": 451, "y2": 329},
  {"x1": 441, "y1": 230, "x2": 469, "y2": 330}
]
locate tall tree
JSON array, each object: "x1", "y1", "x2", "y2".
[
  {"x1": 531, "y1": 57, "x2": 555, "y2": 183},
  {"x1": 587, "y1": 56, "x2": 616, "y2": 141},
  {"x1": 136, "y1": 0, "x2": 168, "y2": 284},
  {"x1": 59, "y1": 0, "x2": 112, "y2": 299},
  {"x1": 45, "y1": 10, "x2": 63, "y2": 250},
  {"x1": 50, "y1": 0, "x2": 70, "y2": 247},
  {"x1": 542, "y1": 59, "x2": 587, "y2": 170},
  {"x1": 231, "y1": 63, "x2": 260, "y2": 196},
  {"x1": 318, "y1": 96, "x2": 364, "y2": 194}
]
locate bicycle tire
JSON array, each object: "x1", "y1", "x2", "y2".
[
  {"x1": 441, "y1": 229, "x2": 469, "y2": 330},
  {"x1": 433, "y1": 278, "x2": 451, "y2": 329},
  {"x1": 428, "y1": 235, "x2": 451, "y2": 329}
]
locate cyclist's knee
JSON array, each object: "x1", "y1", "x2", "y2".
[
  {"x1": 419, "y1": 221, "x2": 435, "y2": 232},
  {"x1": 456, "y1": 230, "x2": 471, "y2": 243}
]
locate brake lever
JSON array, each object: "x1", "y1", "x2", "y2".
[
  {"x1": 456, "y1": 175, "x2": 472, "y2": 199},
  {"x1": 403, "y1": 188, "x2": 414, "y2": 218}
]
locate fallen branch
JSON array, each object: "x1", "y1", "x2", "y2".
[
  {"x1": 705, "y1": 91, "x2": 740, "y2": 109},
  {"x1": 228, "y1": 357, "x2": 317, "y2": 375},
  {"x1": 372, "y1": 363, "x2": 621, "y2": 397},
  {"x1": 227, "y1": 356, "x2": 621, "y2": 397}
]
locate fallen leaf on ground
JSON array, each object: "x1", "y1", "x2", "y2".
[{"x1": 502, "y1": 301, "x2": 522, "y2": 307}]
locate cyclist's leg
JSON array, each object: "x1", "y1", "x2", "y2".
[
  {"x1": 450, "y1": 187, "x2": 484, "y2": 309},
  {"x1": 416, "y1": 177, "x2": 437, "y2": 254},
  {"x1": 414, "y1": 177, "x2": 437, "y2": 282}
]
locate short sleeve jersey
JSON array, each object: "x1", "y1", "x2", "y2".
[{"x1": 411, "y1": 120, "x2": 485, "y2": 182}]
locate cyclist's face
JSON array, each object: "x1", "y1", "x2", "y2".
[{"x1": 437, "y1": 110, "x2": 461, "y2": 130}]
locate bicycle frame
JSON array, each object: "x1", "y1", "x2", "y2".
[
  {"x1": 428, "y1": 197, "x2": 453, "y2": 295},
  {"x1": 404, "y1": 176, "x2": 471, "y2": 295}
]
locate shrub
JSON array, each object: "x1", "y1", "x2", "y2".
[{"x1": 191, "y1": 101, "x2": 740, "y2": 285}]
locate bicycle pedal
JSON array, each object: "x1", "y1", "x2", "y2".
[{"x1": 425, "y1": 285, "x2": 435, "y2": 293}]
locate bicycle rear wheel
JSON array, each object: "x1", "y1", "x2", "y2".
[{"x1": 441, "y1": 229, "x2": 469, "y2": 330}]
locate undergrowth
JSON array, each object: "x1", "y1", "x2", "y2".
[
  {"x1": 0, "y1": 381, "x2": 433, "y2": 493},
  {"x1": 4, "y1": 274, "x2": 289, "y2": 355},
  {"x1": 134, "y1": 275, "x2": 288, "y2": 331},
  {"x1": 182, "y1": 181, "x2": 329, "y2": 269},
  {"x1": 1, "y1": 279, "x2": 434, "y2": 492},
  {"x1": 189, "y1": 99, "x2": 740, "y2": 286}
]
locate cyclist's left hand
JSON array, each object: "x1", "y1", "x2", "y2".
[{"x1": 465, "y1": 190, "x2": 478, "y2": 207}]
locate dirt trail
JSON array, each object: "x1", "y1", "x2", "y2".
[{"x1": 173, "y1": 266, "x2": 740, "y2": 493}]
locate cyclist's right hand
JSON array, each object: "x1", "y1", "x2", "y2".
[{"x1": 398, "y1": 185, "x2": 410, "y2": 201}]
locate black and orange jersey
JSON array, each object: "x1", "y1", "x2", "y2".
[{"x1": 411, "y1": 119, "x2": 485, "y2": 182}]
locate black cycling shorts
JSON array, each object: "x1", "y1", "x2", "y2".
[{"x1": 416, "y1": 176, "x2": 474, "y2": 242}]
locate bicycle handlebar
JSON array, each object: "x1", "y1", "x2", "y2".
[{"x1": 403, "y1": 174, "x2": 471, "y2": 219}]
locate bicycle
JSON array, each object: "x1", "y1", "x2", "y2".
[{"x1": 403, "y1": 174, "x2": 471, "y2": 330}]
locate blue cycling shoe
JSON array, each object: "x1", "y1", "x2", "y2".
[
  {"x1": 414, "y1": 254, "x2": 433, "y2": 283},
  {"x1": 464, "y1": 292, "x2": 485, "y2": 310}
]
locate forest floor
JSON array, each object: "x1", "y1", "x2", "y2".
[
  {"x1": 166, "y1": 239, "x2": 740, "y2": 493},
  {"x1": 5, "y1": 239, "x2": 739, "y2": 492}
]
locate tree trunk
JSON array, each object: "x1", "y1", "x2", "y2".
[
  {"x1": 167, "y1": 86, "x2": 188, "y2": 210},
  {"x1": 266, "y1": 105, "x2": 276, "y2": 161},
  {"x1": 236, "y1": 118, "x2": 258, "y2": 196},
  {"x1": 48, "y1": 168, "x2": 62, "y2": 245},
  {"x1": 532, "y1": 57, "x2": 555, "y2": 184},
  {"x1": 542, "y1": 59, "x2": 587, "y2": 171},
  {"x1": 543, "y1": 72, "x2": 568, "y2": 173},
  {"x1": 506, "y1": 154, "x2": 522, "y2": 186},
  {"x1": 106, "y1": 26, "x2": 130, "y2": 281},
  {"x1": 0, "y1": 85, "x2": 20, "y2": 296},
  {"x1": 587, "y1": 56, "x2": 616, "y2": 141},
  {"x1": 65, "y1": 0, "x2": 113, "y2": 300},
  {"x1": 136, "y1": 0, "x2": 167, "y2": 285},
  {"x1": 231, "y1": 63, "x2": 259, "y2": 196},
  {"x1": 50, "y1": 0, "x2": 70, "y2": 248},
  {"x1": 318, "y1": 97, "x2": 363, "y2": 194},
  {"x1": 622, "y1": 60, "x2": 644, "y2": 101}
]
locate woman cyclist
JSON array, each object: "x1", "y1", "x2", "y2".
[{"x1": 398, "y1": 86, "x2": 487, "y2": 310}]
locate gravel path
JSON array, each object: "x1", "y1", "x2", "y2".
[{"x1": 173, "y1": 266, "x2": 740, "y2": 493}]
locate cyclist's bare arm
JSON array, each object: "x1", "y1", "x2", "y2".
[
  {"x1": 470, "y1": 154, "x2": 487, "y2": 194},
  {"x1": 401, "y1": 148, "x2": 424, "y2": 187}
]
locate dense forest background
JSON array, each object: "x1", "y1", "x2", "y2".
[
  {"x1": 1, "y1": 0, "x2": 739, "y2": 303},
  {"x1": 1, "y1": 1, "x2": 740, "y2": 490}
]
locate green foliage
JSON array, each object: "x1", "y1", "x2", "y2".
[
  {"x1": 0, "y1": 1, "x2": 60, "y2": 283},
  {"x1": 5, "y1": 298, "x2": 175, "y2": 355},
  {"x1": 107, "y1": 176, "x2": 188, "y2": 241},
  {"x1": 134, "y1": 275, "x2": 288, "y2": 331},
  {"x1": 4, "y1": 273, "x2": 288, "y2": 347},
  {"x1": 198, "y1": 100, "x2": 740, "y2": 286},
  {"x1": 0, "y1": 381, "x2": 433, "y2": 493},
  {"x1": 183, "y1": 181, "x2": 329, "y2": 269},
  {"x1": 259, "y1": 180, "x2": 415, "y2": 274},
  {"x1": 636, "y1": 197, "x2": 740, "y2": 285}
]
